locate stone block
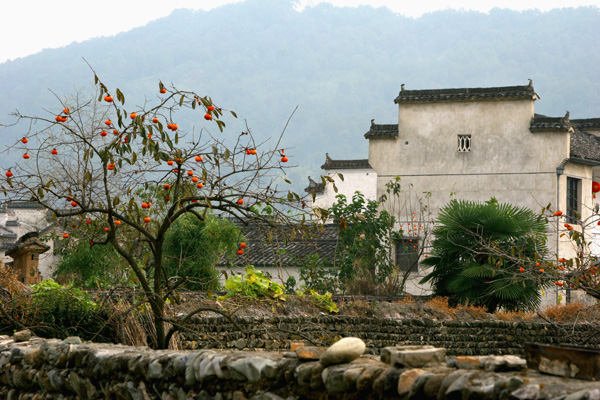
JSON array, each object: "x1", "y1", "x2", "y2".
[
  {"x1": 381, "y1": 345, "x2": 446, "y2": 368},
  {"x1": 13, "y1": 330, "x2": 31, "y2": 342},
  {"x1": 320, "y1": 337, "x2": 366, "y2": 367},
  {"x1": 397, "y1": 368, "x2": 428, "y2": 397},
  {"x1": 296, "y1": 346, "x2": 326, "y2": 361}
]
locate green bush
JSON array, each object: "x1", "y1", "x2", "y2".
[
  {"x1": 1, "y1": 279, "x2": 115, "y2": 342},
  {"x1": 220, "y1": 267, "x2": 286, "y2": 300}
]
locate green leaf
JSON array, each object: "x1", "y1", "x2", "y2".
[
  {"x1": 223, "y1": 149, "x2": 230, "y2": 160},
  {"x1": 230, "y1": 110, "x2": 237, "y2": 118},
  {"x1": 116, "y1": 88, "x2": 125, "y2": 104},
  {"x1": 179, "y1": 95, "x2": 185, "y2": 107}
]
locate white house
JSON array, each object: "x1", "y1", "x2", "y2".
[{"x1": 312, "y1": 81, "x2": 600, "y2": 305}]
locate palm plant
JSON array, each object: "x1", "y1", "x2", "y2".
[{"x1": 420, "y1": 198, "x2": 549, "y2": 312}]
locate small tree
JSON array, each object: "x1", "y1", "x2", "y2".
[
  {"x1": 329, "y1": 192, "x2": 396, "y2": 292},
  {"x1": 420, "y1": 198, "x2": 549, "y2": 312},
  {"x1": 1, "y1": 69, "x2": 305, "y2": 348}
]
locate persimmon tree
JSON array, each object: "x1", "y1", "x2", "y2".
[{"x1": 1, "y1": 70, "x2": 305, "y2": 349}]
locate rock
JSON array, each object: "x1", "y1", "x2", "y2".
[
  {"x1": 232, "y1": 391, "x2": 247, "y2": 400},
  {"x1": 228, "y1": 357, "x2": 276, "y2": 382},
  {"x1": 322, "y1": 365, "x2": 350, "y2": 394},
  {"x1": 423, "y1": 373, "x2": 447, "y2": 399},
  {"x1": 13, "y1": 330, "x2": 31, "y2": 342},
  {"x1": 437, "y1": 369, "x2": 469, "y2": 400},
  {"x1": 455, "y1": 355, "x2": 484, "y2": 370},
  {"x1": 234, "y1": 339, "x2": 247, "y2": 350},
  {"x1": 373, "y1": 367, "x2": 402, "y2": 398},
  {"x1": 484, "y1": 355, "x2": 526, "y2": 372},
  {"x1": 510, "y1": 384, "x2": 540, "y2": 400},
  {"x1": 397, "y1": 368, "x2": 428, "y2": 397},
  {"x1": 63, "y1": 336, "x2": 82, "y2": 345},
  {"x1": 296, "y1": 346, "x2": 326, "y2": 361},
  {"x1": 382, "y1": 345, "x2": 446, "y2": 368},
  {"x1": 539, "y1": 356, "x2": 580, "y2": 378},
  {"x1": 320, "y1": 337, "x2": 366, "y2": 367},
  {"x1": 408, "y1": 372, "x2": 433, "y2": 400},
  {"x1": 290, "y1": 342, "x2": 305, "y2": 352}
]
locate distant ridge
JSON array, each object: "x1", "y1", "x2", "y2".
[{"x1": 1, "y1": 1, "x2": 599, "y2": 190}]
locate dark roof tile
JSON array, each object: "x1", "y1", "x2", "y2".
[
  {"x1": 570, "y1": 130, "x2": 600, "y2": 163},
  {"x1": 571, "y1": 118, "x2": 600, "y2": 130},
  {"x1": 530, "y1": 114, "x2": 572, "y2": 132},
  {"x1": 218, "y1": 221, "x2": 338, "y2": 267},
  {"x1": 321, "y1": 153, "x2": 371, "y2": 170},
  {"x1": 304, "y1": 176, "x2": 325, "y2": 194},
  {"x1": 394, "y1": 83, "x2": 537, "y2": 104},
  {"x1": 364, "y1": 120, "x2": 398, "y2": 139}
]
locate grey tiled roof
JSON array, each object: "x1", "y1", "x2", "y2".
[
  {"x1": 570, "y1": 130, "x2": 600, "y2": 163},
  {"x1": 304, "y1": 176, "x2": 325, "y2": 194},
  {"x1": 321, "y1": 155, "x2": 371, "y2": 170},
  {"x1": 394, "y1": 84, "x2": 537, "y2": 104},
  {"x1": 571, "y1": 118, "x2": 600, "y2": 130},
  {"x1": 364, "y1": 120, "x2": 398, "y2": 139},
  {"x1": 530, "y1": 113, "x2": 572, "y2": 132},
  {"x1": 0, "y1": 225, "x2": 16, "y2": 239},
  {"x1": 218, "y1": 222, "x2": 338, "y2": 268},
  {"x1": 6, "y1": 201, "x2": 45, "y2": 209}
]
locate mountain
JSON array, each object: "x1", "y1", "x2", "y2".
[{"x1": 1, "y1": 0, "x2": 599, "y2": 190}]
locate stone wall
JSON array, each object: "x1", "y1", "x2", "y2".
[
  {"x1": 3, "y1": 333, "x2": 600, "y2": 400},
  {"x1": 181, "y1": 316, "x2": 600, "y2": 356}
]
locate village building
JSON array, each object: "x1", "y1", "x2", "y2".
[
  {"x1": 309, "y1": 81, "x2": 600, "y2": 304},
  {"x1": 0, "y1": 201, "x2": 56, "y2": 282}
]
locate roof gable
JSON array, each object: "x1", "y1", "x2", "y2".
[
  {"x1": 394, "y1": 83, "x2": 538, "y2": 104},
  {"x1": 364, "y1": 120, "x2": 398, "y2": 139},
  {"x1": 570, "y1": 129, "x2": 600, "y2": 164}
]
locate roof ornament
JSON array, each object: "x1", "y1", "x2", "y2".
[
  {"x1": 528, "y1": 79, "x2": 533, "y2": 87},
  {"x1": 371, "y1": 119, "x2": 375, "y2": 126},
  {"x1": 401, "y1": 84, "x2": 405, "y2": 92},
  {"x1": 564, "y1": 111, "x2": 570, "y2": 122},
  {"x1": 325, "y1": 153, "x2": 332, "y2": 162}
]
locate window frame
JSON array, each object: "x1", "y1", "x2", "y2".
[
  {"x1": 566, "y1": 176, "x2": 581, "y2": 224},
  {"x1": 395, "y1": 237, "x2": 420, "y2": 273}
]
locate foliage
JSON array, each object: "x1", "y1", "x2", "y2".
[
  {"x1": 420, "y1": 199, "x2": 549, "y2": 312},
  {"x1": 0, "y1": 279, "x2": 116, "y2": 341},
  {"x1": 220, "y1": 267, "x2": 286, "y2": 300},
  {"x1": 1, "y1": 70, "x2": 306, "y2": 349},
  {"x1": 296, "y1": 254, "x2": 338, "y2": 293},
  {"x1": 306, "y1": 290, "x2": 339, "y2": 313},
  {"x1": 54, "y1": 240, "x2": 131, "y2": 288},
  {"x1": 329, "y1": 192, "x2": 396, "y2": 286},
  {"x1": 163, "y1": 213, "x2": 242, "y2": 291}
]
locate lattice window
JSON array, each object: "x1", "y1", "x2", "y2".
[{"x1": 458, "y1": 135, "x2": 471, "y2": 152}]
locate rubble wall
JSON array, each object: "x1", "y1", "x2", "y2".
[{"x1": 180, "y1": 316, "x2": 600, "y2": 355}]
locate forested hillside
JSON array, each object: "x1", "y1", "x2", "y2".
[{"x1": 1, "y1": 0, "x2": 599, "y2": 188}]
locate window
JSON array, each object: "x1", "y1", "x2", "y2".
[
  {"x1": 396, "y1": 239, "x2": 419, "y2": 273},
  {"x1": 458, "y1": 135, "x2": 471, "y2": 152},
  {"x1": 567, "y1": 177, "x2": 581, "y2": 224}
]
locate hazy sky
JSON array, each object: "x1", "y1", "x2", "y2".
[{"x1": 2, "y1": 0, "x2": 599, "y2": 64}]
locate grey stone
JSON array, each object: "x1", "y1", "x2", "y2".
[
  {"x1": 233, "y1": 391, "x2": 247, "y2": 400},
  {"x1": 538, "y1": 356, "x2": 581, "y2": 378},
  {"x1": 510, "y1": 384, "x2": 540, "y2": 400},
  {"x1": 408, "y1": 373, "x2": 435, "y2": 399},
  {"x1": 62, "y1": 336, "x2": 82, "y2": 345},
  {"x1": 320, "y1": 337, "x2": 366, "y2": 367},
  {"x1": 13, "y1": 330, "x2": 31, "y2": 342},
  {"x1": 437, "y1": 369, "x2": 470, "y2": 400},
  {"x1": 383, "y1": 345, "x2": 446, "y2": 368},
  {"x1": 228, "y1": 357, "x2": 276, "y2": 382},
  {"x1": 147, "y1": 359, "x2": 163, "y2": 379},
  {"x1": 234, "y1": 339, "x2": 247, "y2": 350},
  {"x1": 322, "y1": 365, "x2": 350, "y2": 394},
  {"x1": 423, "y1": 373, "x2": 447, "y2": 399},
  {"x1": 398, "y1": 368, "x2": 428, "y2": 396}
]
